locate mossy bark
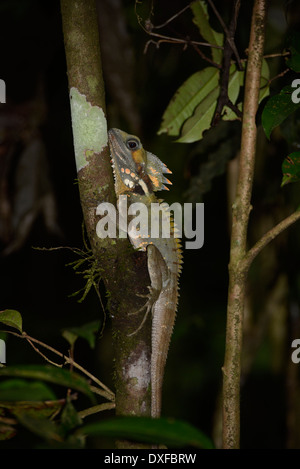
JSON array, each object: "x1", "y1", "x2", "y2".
[{"x1": 60, "y1": 0, "x2": 152, "y2": 447}]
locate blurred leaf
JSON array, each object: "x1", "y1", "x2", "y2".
[
  {"x1": 0, "y1": 309, "x2": 22, "y2": 332},
  {"x1": 17, "y1": 413, "x2": 63, "y2": 443},
  {"x1": 158, "y1": 67, "x2": 219, "y2": 138},
  {"x1": 191, "y1": 0, "x2": 223, "y2": 64},
  {"x1": 62, "y1": 320, "x2": 100, "y2": 349},
  {"x1": 61, "y1": 330, "x2": 78, "y2": 347},
  {"x1": 286, "y1": 31, "x2": 300, "y2": 72},
  {"x1": 79, "y1": 416, "x2": 213, "y2": 449},
  {"x1": 0, "y1": 399, "x2": 64, "y2": 420},
  {"x1": 262, "y1": 85, "x2": 300, "y2": 139},
  {"x1": 0, "y1": 379, "x2": 56, "y2": 401},
  {"x1": 61, "y1": 399, "x2": 82, "y2": 432},
  {"x1": 0, "y1": 424, "x2": 16, "y2": 441},
  {"x1": 60, "y1": 399, "x2": 85, "y2": 448},
  {"x1": 185, "y1": 122, "x2": 241, "y2": 200},
  {"x1": 281, "y1": 151, "x2": 300, "y2": 186},
  {"x1": 0, "y1": 365, "x2": 96, "y2": 403}
]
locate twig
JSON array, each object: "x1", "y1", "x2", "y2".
[
  {"x1": 150, "y1": 4, "x2": 190, "y2": 30},
  {"x1": 143, "y1": 31, "x2": 223, "y2": 49},
  {"x1": 78, "y1": 402, "x2": 115, "y2": 419},
  {"x1": 192, "y1": 43, "x2": 222, "y2": 69},
  {"x1": 212, "y1": 0, "x2": 242, "y2": 125},
  {"x1": 268, "y1": 68, "x2": 290, "y2": 85},
  {"x1": 264, "y1": 52, "x2": 290, "y2": 59},
  {"x1": 3, "y1": 330, "x2": 115, "y2": 401},
  {"x1": 244, "y1": 210, "x2": 300, "y2": 269},
  {"x1": 136, "y1": 1, "x2": 223, "y2": 58},
  {"x1": 25, "y1": 336, "x2": 63, "y2": 368},
  {"x1": 207, "y1": 0, "x2": 242, "y2": 70}
]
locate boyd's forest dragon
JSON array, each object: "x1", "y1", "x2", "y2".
[{"x1": 108, "y1": 128, "x2": 182, "y2": 418}]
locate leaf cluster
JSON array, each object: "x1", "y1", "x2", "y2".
[{"x1": 0, "y1": 309, "x2": 211, "y2": 448}]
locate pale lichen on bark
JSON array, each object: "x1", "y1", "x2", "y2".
[{"x1": 70, "y1": 87, "x2": 107, "y2": 171}]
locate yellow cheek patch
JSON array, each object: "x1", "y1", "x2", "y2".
[{"x1": 132, "y1": 149, "x2": 146, "y2": 164}]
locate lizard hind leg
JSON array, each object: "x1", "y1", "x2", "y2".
[
  {"x1": 127, "y1": 245, "x2": 163, "y2": 337},
  {"x1": 127, "y1": 287, "x2": 159, "y2": 337}
]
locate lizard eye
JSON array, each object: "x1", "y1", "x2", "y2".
[{"x1": 126, "y1": 138, "x2": 140, "y2": 151}]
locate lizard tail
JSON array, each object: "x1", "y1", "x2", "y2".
[{"x1": 151, "y1": 274, "x2": 178, "y2": 418}]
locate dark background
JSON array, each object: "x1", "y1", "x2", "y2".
[{"x1": 0, "y1": 0, "x2": 300, "y2": 449}]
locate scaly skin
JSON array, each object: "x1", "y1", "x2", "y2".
[{"x1": 108, "y1": 128, "x2": 182, "y2": 418}]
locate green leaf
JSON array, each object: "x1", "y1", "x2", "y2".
[
  {"x1": 178, "y1": 64, "x2": 242, "y2": 143},
  {"x1": 79, "y1": 416, "x2": 213, "y2": 449},
  {"x1": 262, "y1": 85, "x2": 300, "y2": 139},
  {"x1": 281, "y1": 151, "x2": 300, "y2": 186},
  {"x1": 191, "y1": 0, "x2": 223, "y2": 64},
  {"x1": 158, "y1": 67, "x2": 220, "y2": 137},
  {"x1": 176, "y1": 84, "x2": 219, "y2": 142},
  {"x1": 0, "y1": 379, "x2": 56, "y2": 401},
  {"x1": 222, "y1": 67, "x2": 245, "y2": 121},
  {"x1": 0, "y1": 365, "x2": 96, "y2": 403},
  {"x1": 223, "y1": 58, "x2": 269, "y2": 121},
  {"x1": 62, "y1": 320, "x2": 100, "y2": 349},
  {"x1": 0, "y1": 309, "x2": 22, "y2": 332}
]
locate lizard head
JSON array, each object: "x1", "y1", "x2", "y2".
[{"x1": 108, "y1": 128, "x2": 172, "y2": 196}]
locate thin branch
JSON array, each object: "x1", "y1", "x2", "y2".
[
  {"x1": 4, "y1": 330, "x2": 115, "y2": 401},
  {"x1": 244, "y1": 210, "x2": 300, "y2": 269},
  {"x1": 192, "y1": 43, "x2": 222, "y2": 69},
  {"x1": 26, "y1": 336, "x2": 63, "y2": 368},
  {"x1": 268, "y1": 68, "x2": 290, "y2": 85},
  {"x1": 225, "y1": 99, "x2": 243, "y2": 119},
  {"x1": 207, "y1": 0, "x2": 242, "y2": 70},
  {"x1": 137, "y1": 1, "x2": 223, "y2": 60},
  {"x1": 78, "y1": 402, "x2": 115, "y2": 419},
  {"x1": 222, "y1": 0, "x2": 268, "y2": 449},
  {"x1": 150, "y1": 4, "x2": 190, "y2": 30},
  {"x1": 143, "y1": 30, "x2": 223, "y2": 49},
  {"x1": 264, "y1": 52, "x2": 290, "y2": 59},
  {"x1": 212, "y1": 0, "x2": 242, "y2": 125}
]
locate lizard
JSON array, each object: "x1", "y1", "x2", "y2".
[{"x1": 108, "y1": 128, "x2": 182, "y2": 418}]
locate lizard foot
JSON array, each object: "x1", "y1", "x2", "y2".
[{"x1": 127, "y1": 287, "x2": 158, "y2": 337}]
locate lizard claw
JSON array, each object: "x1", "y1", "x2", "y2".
[
  {"x1": 127, "y1": 287, "x2": 158, "y2": 337},
  {"x1": 128, "y1": 287, "x2": 153, "y2": 315}
]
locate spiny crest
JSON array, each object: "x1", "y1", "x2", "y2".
[{"x1": 146, "y1": 151, "x2": 172, "y2": 192}]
